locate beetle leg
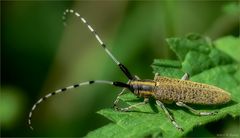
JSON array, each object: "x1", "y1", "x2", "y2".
[
  {"x1": 181, "y1": 73, "x2": 190, "y2": 80},
  {"x1": 113, "y1": 80, "x2": 130, "y2": 110},
  {"x1": 135, "y1": 75, "x2": 140, "y2": 80},
  {"x1": 113, "y1": 75, "x2": 140, "y2": 110},
  {"x1": 156, "y1": 100, "x2": 184, "y2": 131},
  {"x1": 117, "y1": 98, "x2": 149, "y2": 112},
  {"x1": 176, "y1": 102, "x2": 218, "y2": 116},
  {"x1": 154, "y1": 73, "x2": 160, "y2": 80}
]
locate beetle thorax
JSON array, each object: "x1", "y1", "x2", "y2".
[{"x1": 129, "y1": 80, "x2": 156, "y2": 98}]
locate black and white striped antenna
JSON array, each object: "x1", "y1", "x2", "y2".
[
  {"x1": 28, "y1": 9, "x2": 134, "y2": 130},
  {"x1": 62, "y1": 9, "x2": 134, "y2": 80},
  {"x1": 28, "y1": 80, "x2": 129, "y2": 130}
]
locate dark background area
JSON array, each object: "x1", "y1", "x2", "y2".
[{"x1": 1, "y1": 0, "x2": 239, "y2": 137}]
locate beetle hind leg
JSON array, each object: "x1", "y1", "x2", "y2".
[{"x1": 176, "y1": 102, "x2": 218, "y2": 116}]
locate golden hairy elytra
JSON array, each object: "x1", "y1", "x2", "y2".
[{"x1": 129, "y1": 76, "x2": 230, "y2": 105}]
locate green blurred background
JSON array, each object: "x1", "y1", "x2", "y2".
[{"x1": 1, "y1": 0, "x2": 239, "y2": 137}]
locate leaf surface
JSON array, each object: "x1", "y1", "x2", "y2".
[{"x1": 214, "y1": 36, "x2": 240, "y2": 62}]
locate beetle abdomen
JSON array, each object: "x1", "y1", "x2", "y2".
[{"x1": 154, "y1": 78, "x2": 231, "y2": 105}]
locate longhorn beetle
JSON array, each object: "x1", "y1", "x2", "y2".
[{"x1": 28, "y1": 9, "x2": 231, "y2": 131}]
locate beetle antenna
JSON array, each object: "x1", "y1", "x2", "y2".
[
  {"x1": 62, "y1": 9, "x2": 135, "y2": 80},
  {"x1": 28, "y1": 80, "x2": 129, "y2": 130}
]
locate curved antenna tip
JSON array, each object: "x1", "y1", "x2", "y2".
[{"x1": 29, "y1": 126, "x2": 34, "y2": 131}]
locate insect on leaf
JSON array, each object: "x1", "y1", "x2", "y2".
[{"x1": 86, "y1": 34, "x2": 240, "y2": 138}]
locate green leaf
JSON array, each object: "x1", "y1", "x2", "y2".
[
  {"x1": 166, "y1": 34, "x2": 233, "y2": 76},
  {"x1": 214, "y1": 36, "x2": 240, "y2": 62},
  {"x1": 86, "y1": 34, "x2": 240, "y2": 138}
]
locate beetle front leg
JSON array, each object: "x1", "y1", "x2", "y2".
[
  {"x1": 156, "y1": 100, "x2": 184, "y2": 131},
  {"x1": 113, "y1": 79, "x2": 130, "y2": 110},
  {"x1": 113, "y1": 87, "x2": 128, "y2": 110},
  {"x1": 113, "y1": 75, "x2": 140, "y2": 110},
  {"x1": 117, "y1": 98, "x2": 149, "y2": 112},
  {"x1": 176, "y1": 102, "x2": 218, "y2": 116}
]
